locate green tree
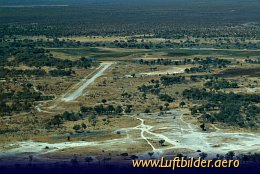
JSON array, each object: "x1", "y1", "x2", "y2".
[
  {"x1": 73, "y1": 124, "x2": 81, "y2": 131},
  {"x1": 164, "y1": 103, "x2": 169, "y2": 110},
  {"x1": 85, "y1": 156, "x2": 93, "y2": 164},
  {"x1": 159, "y1": 139, "x2": 165, "y2": 146},
  {"x1": 144, "y1": 108, "x2": 150, "y2": 113},
  {"x1": 115, "y1": 105, "x2": 123, "y2": 114},
  {"x1": 101, "y1": 99, "x2": 107, "y2": 104},
  {"x1": 225, "y1": 151, "x2": 235, "y2": 160},
  {"x1": 199, "y1": 152, "x2": 208, "y2": 159},
  {"x1": 179, "y1": 101, "x2": 186, "y2": 108},
  {"x1": 82, "y1": 123, "x2": 87, "y2": 129}
]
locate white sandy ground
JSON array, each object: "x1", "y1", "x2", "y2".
[
  {"x1": 32, "y1": 87, "x2": 53, "y2": 113},
  {"x1": 139, "y1": 67, "x2": 185, "y2": 76},
  {"x1": 116, "y1": 111, "x2": 260, "y2": 159},
  {"x1": 0, "y1": 110, "x2": 259, "y2": 163},
  {"x1": 179, "y1": 47, "x2": 260, "y2": 51},
  {"x1": 245, "y1": 87, "x2": 260, "y2": 92}
]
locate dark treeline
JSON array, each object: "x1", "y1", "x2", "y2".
[
  {"x1": 11, "y1": 37, "x2": 260, "y2": 50},
  {"x1": 204, "y1": 79, "x2": 239, "y2": 90},
  {"x1": 185, "y1": 66, "x2": 210, "y2": 73},
  {"x1": 135, "y1": 57, "x2": 232, "y2": 75},
  {"x1": 196, "y1": 57, "x2": 231, "y2": 67},
  {"x1": 111, "y1": 39, "x2": 260, "y2": 50},
  {"x1": 136, "y1": 58, "x2": 193, "y2": 66},
  {"x1": 2, "y1": 20, "x2": 258, "y2": 38},
  {"x1": 0, "y1": 88, "x2": 54, "y2": 115},
  {"x1": 138, "y1": 79, "x2": 175, "y2": 103},
  {"x1": 184, "y1": 58, "x2": 231, "y2": 73},
  {"x1": 0, "y1": 68, "x2": 74, "y2": 78},
  {"x1": 2, "y1": 37, "x2": 260, "y2": 55},
  {"x1": 0, "y1": 68, "x2": 46, "y2": 78},
  {"x1": 11, "y1": 48, "x2": 93, "y2": 69},
  {"x1": 136, "y1": 57, "x2": 231, "y2": 67},
  {"x1": 138, "y1": 84, "x2": 160, "y2": 95},
  {"x1": 0, "y1": 39, "x2": 96, "y2": 116},
  {"x1": 0, "y1": 1, "x2": 260, "y2": 38},
  {"x1": 48, "y1": 104, "x2": 123, "y2": 127},
  {"x1": 49, "y1": 69, "x2": 74, "y2": 77},
  {"x1": 160, "y1": 76, "x2": 186, "y2": 86},
  {"x1": 190, "y1": 74, "x2": 216, "y2": 82},
  {"x1": 0, "y1": 41, "x2": 96, "y2": 69},
  {"x1": 183, "y1": 88, "x2": 260, "y2": 128}
]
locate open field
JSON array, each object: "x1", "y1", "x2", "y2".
[{"x1": 45, "y1": 47, "x2": 260, "y2": 62}]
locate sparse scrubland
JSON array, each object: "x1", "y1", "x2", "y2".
[{"x1": 0, "y1": 0, "x2": 259, "y2": 166}]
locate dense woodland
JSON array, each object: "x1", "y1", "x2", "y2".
[
  {"x1": 48, "y1": 105, "x2": 124, "y2": 128},
  {"x1": 0, "y1": 40, "x2": 97, "y2": 116},
  {"x1": 183, "y1": 88, "x2": 260, "y2": 128},
  {"x1": 137, "y1": 58, "x2": 231, "y2": 67},
  {"x1": 0, "y1": 1, "x2": 260, "y2": 39},
  {"x1": 0, "y1": 43, "x2": 94, "y2": 69},
  {"x1": 1, "y1": 36, "x2": 260, "y2": 51},
  {"x1": 0, "y1": 1, "x2": 260, "y2": 52},
  {"x1": 0, "y1": 84, "x2": 54, "y2": 115}
]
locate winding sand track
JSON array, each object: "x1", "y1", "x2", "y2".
[
  {"x1": 0, "y1": 110, "x2": 259, "y2": 163},
  {"x1": 133, "y1": 110, "x2": 260, "y2": 158}
]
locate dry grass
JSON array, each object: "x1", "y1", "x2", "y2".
[
  {"x1": 50, "y1": 51, "x2": 82, "y2": 60},
  {"x1": 1, "y1": 54, "x2": 260, "y2": 146}
]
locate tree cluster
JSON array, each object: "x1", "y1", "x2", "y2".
[{"x1": 183, "y1": 88, "x2": 260, "y2": 128}]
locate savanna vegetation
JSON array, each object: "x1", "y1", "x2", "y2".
[{"x1": 0, "y1": 0, "x2": 259, "y2": 166}]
